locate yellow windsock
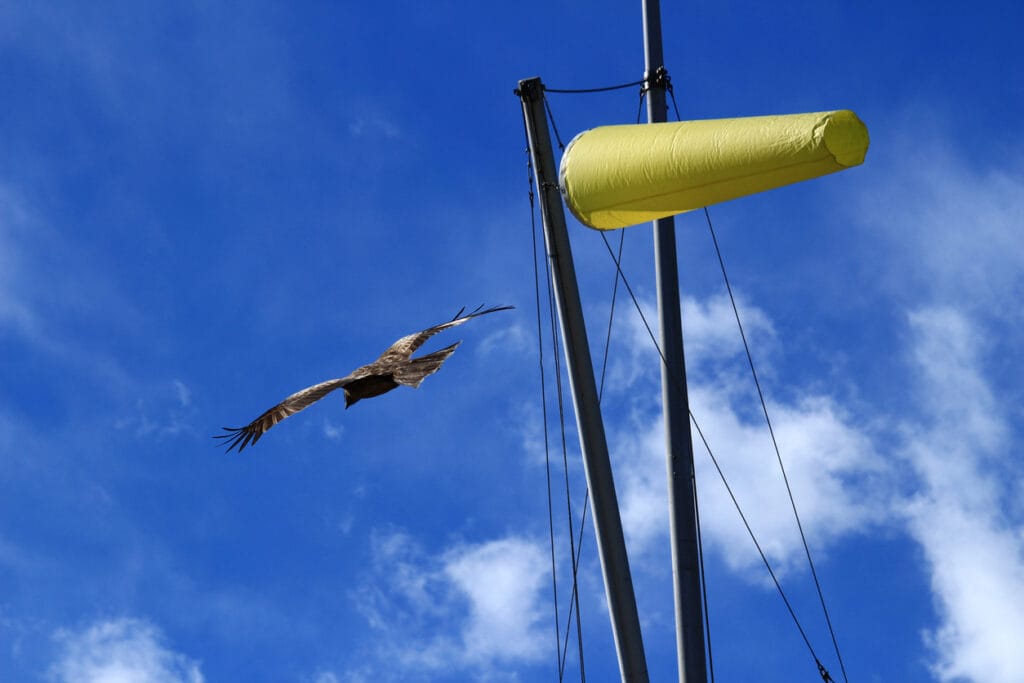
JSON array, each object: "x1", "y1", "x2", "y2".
[{"x1": 559, "y1": 110, "x2": 869, "y2": 230}]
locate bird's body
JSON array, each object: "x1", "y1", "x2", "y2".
[{"x1": 215, "y1": 305, "x2": 512, "y2": 452}]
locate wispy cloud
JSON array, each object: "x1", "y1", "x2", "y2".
[
  {"x1": 114, "y1": 380, "x2": 198, "y2": 440},
  {"x1": 322, "y1": 418, "x2": 345, "y2": 442},
  {"x1": 347, "y1": 529, "x2": 549, "y2": 681},
  {"x1": 173, "y1": 380, "x2": 192, "y2": 409},
  {"x1": 899, "y1": 308, "x2": 1024, "y2": 683},
  {"x1": 607, "y1": 294, "x2": 890, "y2": 575},
  {"x1": 0, "y1": 182, "x2": 143, "y2": 395},
  {"x1": 861, "y1": 121, "x2": 1024, "y2": 315},
  {"x1": 850, "y1": 129, "x2": 1024, "y2": 682},
  {"x1": 443, "y1": 537, "x2": 549, "y2": 665},
  {"x1": 49, "y1": 618, "x2": 203, "y2": 683},
  {"x1": 608, "y1": 287, "x2": 1023, "y2": 683}
]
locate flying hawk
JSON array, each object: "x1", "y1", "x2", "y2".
[{"x1": 215, "y1": 304, "x2": 513, "y2": 452}]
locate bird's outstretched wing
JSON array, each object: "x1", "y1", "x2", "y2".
[
  {"x1": 374, "y1": 304, "x2": 514, "y2": 366},
  {"x1": 392, "y1": 341, "x2": 461, "y2": 388},
  {"x1": 214, "y1": 377, "x2": 351, "y2": 453},
  {"x1": 216, "y1": 304, "x2": 514, "y2": 453}
]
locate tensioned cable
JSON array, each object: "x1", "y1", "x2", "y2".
[
  {"x1": 598, "y1": 231, "x2": 837, "y2": 681},
  {"x1": 536, "y1": 185, "x2": 588, "y2": 682},
  {"x1": 658, "y1": 78, "x2": 736, "y2": 683},
  {"x1": 557, "y1": 222, "x2": 625, "y2": 672},
  {"x1": 538, "y1": 71, "x2": 841, "y2": 683},
  {"x1": 598, "y1": 230, "x2": 626, "y2": 400},
  {"x1": 658, "y1": 78, "x2": 720, "y2": 681},
  {"x1": 540, "y1": 87, "x2": 643, "y2": 671},
  {"x1": 543, "y1": 83, "x2": 723, "y2": 681},
  {"x1": 529, "y1": 154, "x2": 588, "y2": 681},
  {"x1": 545, "y1": 254, "x2": 587, "y2": 683},
  {"x1": 544, "y1": 78, "x2": 648, "y2": 94},
  {"x1": 691, "y1": 454, "x2": 716, "y2": 683},
  {"x1": 524, "y1": 121, "x2": 566, "y2": 679},
  {"x1": 703, "y1": 207, "x2": 848, "y2": 683},
  {"x1": 543, "y1": 96, "x2": 567, "y2": 150}
]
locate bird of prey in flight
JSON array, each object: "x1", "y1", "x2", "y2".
[{"x1": 215, "y1": 304, "x2": 513, "y2": 452}]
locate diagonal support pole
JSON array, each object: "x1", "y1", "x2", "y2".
[{"x1": 518, "y1": 76, "x2": 649, "y2": 683}]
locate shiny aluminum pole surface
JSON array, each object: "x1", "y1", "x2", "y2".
[{"x1": 641, "y1": 2, "x2": 709, "y2": 682}]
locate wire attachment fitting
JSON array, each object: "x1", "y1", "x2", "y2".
[{"x1": 641, "y1": 65, "x2": 672, "y2": 93}]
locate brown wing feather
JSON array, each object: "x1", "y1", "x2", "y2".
[
  {"x1": 214, "y1": 377, "x2": 351, "y2": 452},
  {"x1": 393, "y1": 341, "x2": 461, "y2": 388},
  {"x1": 375, "y1": 305, "x2": 513, "y2": 366},
  {"x1": 215, "y1": 304, "x2": 514, "y2": 452}
]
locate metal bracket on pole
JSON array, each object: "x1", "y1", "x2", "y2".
[{"x1": 518, "y1": 77, "x2": 649, "y2": 683}]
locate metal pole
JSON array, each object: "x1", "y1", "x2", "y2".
[
  {"x1": 641, "y1": 1, "x2": 709, "y2": 682},
  {"x1": 518, "y1": 77, "x2": 649, "y2": 683}
]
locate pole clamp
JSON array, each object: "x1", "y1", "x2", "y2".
[{"x1": 641, "y1": 65, "x2": 672, "y2": 93}]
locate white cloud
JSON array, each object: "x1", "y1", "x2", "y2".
[
  {"x1": 850, "y1": 130, "x2": 1024, "y2": 682},
  {"x1": 607, "y1": 293, "x2": 888, "y2": 575},
  {"x1": 347, "y1": 530, "x2": 549, "y2": 680},
  {"x1": 692, "y1": 385, "x2": 890, "y2": 574},
  {"x1": 900, "y1": 308, "x2": 1024, "y2": 683},
  {"x1": 49, "y1": 618, "x2": 203, "y2": 683},
  {"x1": 173, "y1": 380, "x2": 192, "y2": 408},
  {"x1": 322, "y1": 418, "x2": 345, "y2": 442},
  {"x1": 681, "y1": 293, "x2": 775, "y2": 367},
  {"x1": 862, "y1": 129, "x2": 1024, "y2": 314},
  {"x1": 607, "y1": 293, "x2": 774, "y2": 402},
  {"x1": 114, "y1": 381, "x2": 198, "y2": 440},
  {"x1": 443, "y1": 538, "x2": 549, "y2": 664},
  {"x1": 612, "y1": 382, "x2": 889, "y2": 576},
  {"x1": 607, "y1": 289, "x2": 1024, "y2": 683},
  {"x1": 476, "y1": 322, "x2": 533, "y2": 358}
]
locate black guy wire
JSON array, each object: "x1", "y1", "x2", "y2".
[
  {"x1": 524, "y1": 119, "x2": 565, "y2": 680},
  {"x1": 542, "y1": 95, "x2": 567, "y2": 151},
  {"x1": 544, "y1": 78, "x2": 648, "y2": 94},
  {"x1": 598, "y1": 231, "x2": 832, "y2": 679},
  {"x1": 538, "y1": 67, "x2": 837, "y2": 682},
  {"x1": 539, "y1": 182, "x2": 587, "y2": 683},
  {"x1": 552, "y1": 70, "x2": 706, "y2": 683},
  {"x1": 524, "y1": 97, "x2": 589, "y2": 681},
  {"x1": 559, "y1": 487, "x2": 590, "y2": 676},
  {"x1": 704, "y1": 207, "x2": 849, "y2": 683},
  {"x1": 692, "y1": 457, "x2": 715, "y2": 683},
  {"x1": 662, "y1": 75, "x2": 719, "y2": 683},
  {"x1": 560, "y1": 224, "x2": 624, "y2": 669},
  {"x1": 540, "y1": 89, "x2": 620, "y2": 682},
  {"x1": 547, "y1": 265, "x2": 588, "y2": 683},
  {"x1": 667, "y1": 83, "x2": 683, "y2": 122},
  {"x1": 531, "y1": 88, "x2": 591, "y2": 683},
  {"x1": 688, "y1": 393, "x2": 830, "y2": 682},
  {"x1": 598, "y1": 230, "x2": 626, "y2": 400}
]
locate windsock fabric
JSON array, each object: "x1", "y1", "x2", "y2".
[{"x1": 559, "y1": 110, "x2": 869, "y2": 230}]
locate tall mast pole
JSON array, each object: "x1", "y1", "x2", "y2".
[
  {"x1": 518, "y1": 77, "x2": 649, "y2": 683},
  {"x1": 641, "y1": 1, "x2": 709, "y2": 682}
]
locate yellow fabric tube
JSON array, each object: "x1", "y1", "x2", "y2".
[{"x1": 559, "y1": 110, "x2": 869, "y2": 230}]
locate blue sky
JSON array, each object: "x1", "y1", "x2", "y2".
[{"x1": 1, "y1": 2, "x2": 1022, "y2": 682}]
